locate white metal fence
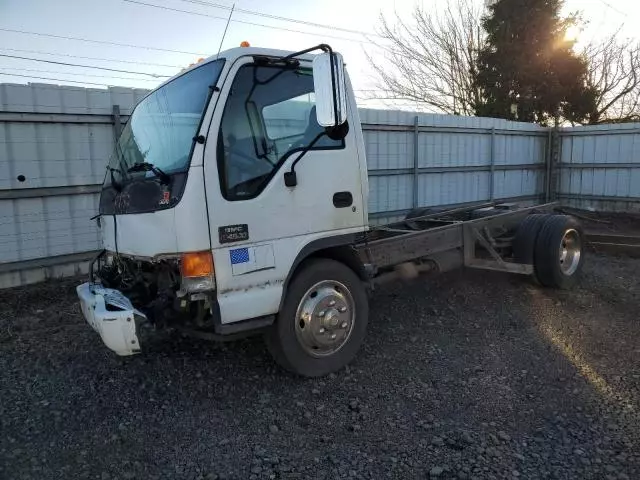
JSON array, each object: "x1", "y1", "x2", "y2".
[
  {"x1": 360, "y1": 110, "x2": 549, "y2": 224},
  {"x1": 1, "y1": 83, "x2": 639, "y2": 287},
  {"x1": 557, "y1": 123, "x2": 640, "y2": 212},
  {"x1": 0, "y1": 83, "x2": 145, "y2": 287}
]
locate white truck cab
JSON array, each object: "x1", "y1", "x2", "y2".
[
  {"x1": 79, "y1": 45, "x2": 372, "y2": 376},
  {"x1": 77, "y1": 44, "x2": 586, "y2": 377}
]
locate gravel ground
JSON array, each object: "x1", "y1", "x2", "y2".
[{"x1": 1, "y1": 253, "x2": 639, "y2": 480}]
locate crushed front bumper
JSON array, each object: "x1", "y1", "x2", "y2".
[{"x1": 76, "y1": 282, "x2": 147, "y2": 356}]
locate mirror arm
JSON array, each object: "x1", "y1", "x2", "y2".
[
  {"x1": 283, "y1": 44, "x2": 341, "y2": 127},
  {"x1": 284, "y1": 132, "x2": 327, "y2": 187},
  {"x1": 283, "y1": 44, "x2": 332, "y2": 61}
]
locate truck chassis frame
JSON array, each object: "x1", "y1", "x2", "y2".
[{"x1": 357, "y1": 202, "x2": 558, "y2": 280}]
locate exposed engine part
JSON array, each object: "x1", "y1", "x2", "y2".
[
  {"x1": 98, "y1": 255, "x2": 181, "y2": 325},
  {"x1": 96, "y1": 253, "x2": 218, "y2": 330}
]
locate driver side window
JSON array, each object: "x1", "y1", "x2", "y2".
[
  {"x1": 262, "y1": 92, "x2": 315, "y2": 155},
  {"x1": 217, "y1": 63, "x2": 344, "y2": 201}
]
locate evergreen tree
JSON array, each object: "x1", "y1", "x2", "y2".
[{"x1": 474, "y1": 0, "x2": 597, "y2": 125}]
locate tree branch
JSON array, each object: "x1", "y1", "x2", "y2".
[{"x1": 366, "y1": 0, "x2": 484, "y2": 115}]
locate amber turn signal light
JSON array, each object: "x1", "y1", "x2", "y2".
[{"x1": 181, "y1": 251, "x2": 214, "y2": 278}]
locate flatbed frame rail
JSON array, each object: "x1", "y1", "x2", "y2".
[{"x1": 357, "y1": 202, "x2": 558, "y2": 276}]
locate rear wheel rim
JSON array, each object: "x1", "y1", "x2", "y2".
[
  {"x1": 559, "y1": 229, "x2": 581, "y2": 276},
  {"x1": 294, "y1": 280, "x2": 356, "y2": 358}
]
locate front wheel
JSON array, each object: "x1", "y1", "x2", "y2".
[{"x1": 265, "y1": 258, "x2": 369, "y2": 377}]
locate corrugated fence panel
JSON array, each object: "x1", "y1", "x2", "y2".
[
  {"x1": 0, "y1": 193, "x2": 100, "y2": 264},
  {"x1": 360, "y1": 108, "x2": 416, "y2": 126},
  {"x1": 494, "y1": 170, "x2": 543, "y2": 198},
  {"x1": 419, "y1": 132, "x2": 491, "y2": 168},
  {"x1": 0, "y1": 122, "x2": 114, "y2": 189},
  {"x1": 561, "y1": 167, "x2": 640, "y2": 197},
  {"x1": 362, "y1": 108, "x2": 548, "y2": 222},
  {"x1": 494, "y1": 133, "x2": 547, "y2": 166},
  {"x1": 0, "y1": 83, "x2": 145, "y2": 287},
  {"x1": 368, "y1": 174, "x2": 414, "y2": 215},
  {"x1": 558, "y1": 123, "x2": 640, "y2": 210},
  {"x1": 364, "y1": 130, "x2": 413, "y2": 171},
  {"x1": 417, "y1": 172, "x2": 490, "y2": 206},
  {"x1": 361, "y1": 108, "x2": 417, "y2": 218},
  {"x1": 0, "y1": 83, "x2": 148, "y2": 114}
]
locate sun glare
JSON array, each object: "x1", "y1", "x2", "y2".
[{"x1": 565, "y1": 25, "x2": 580, "y2": 42}]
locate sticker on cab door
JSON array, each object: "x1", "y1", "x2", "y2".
[
  {"x1": 229, "y1": 244, "x2": 275, "y2": 276},
  {"x1": 219, "y1": 224, "x2": 249, "y2": 244}
]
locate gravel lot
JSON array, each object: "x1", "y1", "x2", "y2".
[{"x1": 1, "y1": 253, "x2": 639, "y2": 480}]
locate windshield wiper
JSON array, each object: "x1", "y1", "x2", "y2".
[{"x1": 127, "y1": 162, "x2": 171, "y2": 185}]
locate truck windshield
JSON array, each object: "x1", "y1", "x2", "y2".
[{"x1": 107, "y1": 60, "x2": 224, "y2": 181}]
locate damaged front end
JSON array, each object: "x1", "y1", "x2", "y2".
[
  {"x1": 78, "y1": 250, "x2": 218, "y2": 356},
  {"x1": 77, "y1": 282, "x2": 146, "y2": 356},
  {"x1": 94, "y1": 252, "x2": 182, "y2": 326}
]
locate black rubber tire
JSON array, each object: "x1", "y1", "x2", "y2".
[
  {"x1": 534, "y1": 215, "x2": 585, "y2": 289},
  {"x1": 513, "y1": 214, "x2": 550, "y2": 265},
  {"x1": 265, "y1": 258, "x2": 369, "y2": 377}
]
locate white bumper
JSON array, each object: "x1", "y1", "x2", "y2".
[{"x1": 76, "y1": 282, "x2": 146, "y2": 356}]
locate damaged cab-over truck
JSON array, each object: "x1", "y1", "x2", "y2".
[{"x1": 78, "y1": 44, "x2": 585, "y2": 377}]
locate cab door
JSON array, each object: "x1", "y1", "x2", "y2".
[{"x1": 203, "y1": 55, "x2": 367, "y2": 324}]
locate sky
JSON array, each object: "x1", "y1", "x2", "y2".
[{"x1": 1, "y1": 0, "x2": 639, "y2": 110}]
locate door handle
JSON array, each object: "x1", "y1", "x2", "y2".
[{"x1": 333, "y1": 191, "x2": 353, "y2": 208}]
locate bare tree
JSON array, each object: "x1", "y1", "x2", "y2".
[
  {"x1": 366, "y1": 0, "x2": 485, "y2": 115},
  {"x1": 582, "y1": 33, "x2": 640, "y2": 124}
]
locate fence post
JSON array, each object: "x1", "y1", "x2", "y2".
[
  {"x1": 547, "y1": 127, "x2": 561, "y2": 202},
  {"x1": 489, "y1": 127, "x2": 496, "y2": 201},
  {"x1": 112, "y1": 104, "x2": 122, "y2": 142},
  {"x1": 544, "y1": 129, "x2": 552, "y2": 202},
  {"x1": 412, "y1": 115, "x2": 419, "y2": 208}
]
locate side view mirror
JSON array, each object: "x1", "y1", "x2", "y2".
[{"x1": 312, "y1": 52, "x2": 347, "y2": 128}]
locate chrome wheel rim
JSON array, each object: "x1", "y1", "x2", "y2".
[
  {"x1": 559, "y1": 229, "x2": 581, "y2": 275},
  {"x1": 294, "y1": 280, "x2": 356, "y2": 357}
]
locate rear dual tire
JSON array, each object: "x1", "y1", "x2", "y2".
[
  {"x1": 514, "y1": 214, "x2": 585, "y2": 289},
  {"x1": 513, "y1": 214, "x2": 548, "y2": 265},
  {"x1": 534, "y1": 215, "x2": 584, "y2": 289}
]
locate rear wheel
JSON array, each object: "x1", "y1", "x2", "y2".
[
  {"x1": 534, "y1": 215, "x2": 585, "y2": 289},
  {"x1": 265, "y1": 258, "x2": 369, "y2": 377},
  {"x1": 513, "y1": 214, "x2": 549, "y2": 264}
]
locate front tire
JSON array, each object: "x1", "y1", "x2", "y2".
[{"x1": 265, "y1": 258, "x2": 369, "y2": 377}]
